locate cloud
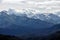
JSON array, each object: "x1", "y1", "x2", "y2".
[
  {"x1": 0, "y1": 0, "x2": 2, "y2": 3},
  {"x1": 0, "y1": 0, "x2": 60, "y2": 13}
]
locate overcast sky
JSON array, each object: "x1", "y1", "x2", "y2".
[{"x1": 0, "y1": 0, "x2": 60, "y2": 13}]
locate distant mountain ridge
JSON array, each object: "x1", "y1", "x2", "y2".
[
  {"x1": 0, "y1": 22, "x2": 60, "y2": 37},
  {"x1": 0, "y1": 9, "x2": 60, "y2": 37},
  {"x1": 0, "y1": 10, "x2": 53, "y2": 28},
  {"x1": 0, "y1": 9, "x2": 60, "y2": 24}
]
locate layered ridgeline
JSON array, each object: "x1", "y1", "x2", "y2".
[
  {"x1": 0, "y1": 9, "x2": 54, "y2": 28},
  {"x1": 0, "y1": 9, "x2": 60, "y2": 24},
  {"x1": 0, "y1": 9, "x2": 60, "y2": 37},
  {"x1": 0, "y1": 24, "x2": 60, "y2": 40}
]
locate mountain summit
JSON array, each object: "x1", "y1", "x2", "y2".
[{"x1": 0, "y1": 10, "x2": 53, "y2": 28}]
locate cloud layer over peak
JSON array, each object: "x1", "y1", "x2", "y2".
[{"x1": 0, "y1": 0, "x2": 60, "y2": 13}]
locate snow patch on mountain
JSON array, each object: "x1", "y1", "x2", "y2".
[{"x1": 0, "y1": 9, "x2": 60, "y2": 24}]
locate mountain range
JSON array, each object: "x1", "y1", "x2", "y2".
[
  {"x1": 6, "y1": 9, "x2": 60, "y2": 24},
  {"x1": 0, "y1": 9, "x2": 60, "y2": 37},
  {"x1": 0, "y1": 10, "x2": 53, "y2": 28}
]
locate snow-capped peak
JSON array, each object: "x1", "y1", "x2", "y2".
[{"x1": 0, "y1": 9, "x2": 60, "y2": 24}]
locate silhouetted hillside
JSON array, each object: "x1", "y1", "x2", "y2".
[
  {"x1": 23, "y1": 24, "x2": 60, "y2": 40},
  {"x1": 47, "y1": 31, "x2": 60, "y2": 40},
  {"x1": 23, "y1": 31, "x2": 60, "y2": 40},
  {"x1": 0, "y1": 27, "x2": 60, "y2": 40},
  {"x1": 0, "y1": 34, "x2": 23, "y2": 40},
  {"x1": 0, "y1": 31, "x2": 60, "y2": 40}
]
